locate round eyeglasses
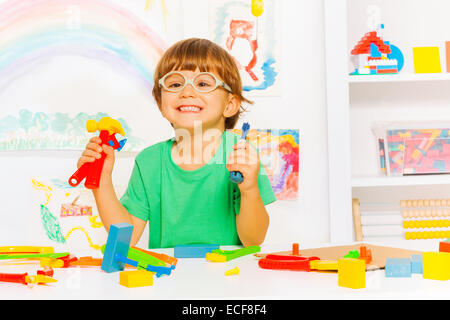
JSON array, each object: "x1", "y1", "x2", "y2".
[{"x1": 158, "y1": 71, "x2": 232, "y2": 93}]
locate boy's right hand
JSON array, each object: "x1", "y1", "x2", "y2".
[{"x1": 77, "y1": 136, "x2": 115, "y2": 178}]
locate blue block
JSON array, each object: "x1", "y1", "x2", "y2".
[
  {"x1": 174, "y1": 244, "x2": 220, "y2": 258},
  {"x1": 411, "y1": 254, "x2": 423, "y2": 274},
  {"x1": 370, "y1": 43, "x2": 382, "y2": 58},
  {"x1": 385, "y1": 258, "x2": 411, "y2": 277},
  {"x1": 101, "y1": 223, "x2": 133, "y2": 273}
]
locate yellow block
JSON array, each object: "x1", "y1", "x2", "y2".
[
  {"x1": 413, "y1": 47, "x2": 441, "y2": 73},
  {"x1": 310, "y1": 260, "x2": 338, "y2": 271},
  {"x1": 119, "y1": 270, "x2": 153, "y2": 288},
  {"x1": 338, "y1": 258, "x2": 365, "y2": 289},
  {"x1": 423, "y1": 252, "x2": 450, "y2": 281}
]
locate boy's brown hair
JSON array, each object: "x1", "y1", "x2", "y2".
[{"x1": 152, "y1": 38, "x2": 252, "y2": 129}]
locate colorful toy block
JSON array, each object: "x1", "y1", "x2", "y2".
[
  {"x1": 423, "y1": 252, "x2": 450, "y2": 280},
  {"x1": 413, "y1": 47, "x2": 441, "y2": 73},
  {"x1": 310, "y1": 260, "x2": 338, "y2": 271},
  {"x1": 439, "y1": 241, "x2": 450, "y2": 253},
  {"x1": 446, "y1": 41, "x2": 450, "y2": 73},
  {"x1": 119, "y1": 270, "x2": 153, "y2": 288},
  {"x1": 338, "y1": 258, "x2": 365, "y2": 289},
  {"x1": 101, "y1": 223, "x2": 174, "y2": 277},
  {"x1": 206, "y1": 246, "x2": 261, "y2": 262},
  {"x1": 385, "y1": 258, "x2": 411, "y2": 277},
  {"x1": 174, "y1": 244, "x2": 219, "y2": 258},
  {"x1": 101, "y1": 223, "x2": 133, "y2": 273},
  {"x1": 411, "y1": 254, "x2": 423, "y2": 274},
  {"x1": 344, "y1": 250, "x2": 360, "y2": 259}
]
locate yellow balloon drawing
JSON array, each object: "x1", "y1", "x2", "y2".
[{"x1": 251, "y1": 0, "x2": 264, "y2": 17}]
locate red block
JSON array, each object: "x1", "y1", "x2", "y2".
[{"x1": 439, "y1": 241, "x2": 450, "y2": 253}]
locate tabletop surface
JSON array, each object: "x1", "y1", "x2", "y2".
[{"x1": 0, "y1": 240, "x2": 449, "y2": 300}]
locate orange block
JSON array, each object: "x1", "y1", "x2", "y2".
[
  {"x1": 439, "y1": 241, "x2": 450, "y2": 253},
  {"x1": 446, "y1": 41, "x2": 450, "y2": 73}
]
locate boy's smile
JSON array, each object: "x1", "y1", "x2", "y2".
[{"x1": 177, "y1": 105, "x2": 203, "y2": 113}]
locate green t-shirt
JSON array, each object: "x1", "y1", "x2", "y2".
[{"x1": 120, "y1": 130, "x2": 276, "y2": 248}]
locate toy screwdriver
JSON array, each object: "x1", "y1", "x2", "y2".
[
  {"x1": 68, "y1": 117, "x2": 127, "y2": 189},
  {"x1": 0, "y1": 272, "x2": 57, "y2": 285},
  {"x1": 229, "y1": 122, "x2": 250, "y2": 184}
]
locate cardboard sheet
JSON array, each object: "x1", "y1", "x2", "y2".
[{"x1": 255, "y1": 243, "x2": 423, "y2": 270}]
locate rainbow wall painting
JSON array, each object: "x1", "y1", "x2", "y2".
[
  {"x1": 231, "y1": 128, "x2": 299, "y2": 200},
  {"x1": 0, "y1": 0, "x2": 168, "y2": 91},
  {"x1": 209, "y1": 0, "x2": 281, "y2": 96},
  {"x1": 0, "y1": 0, "x2": 182, "y2": 151}
]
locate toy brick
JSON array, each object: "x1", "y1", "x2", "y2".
[
  {"x1": 411, "y1": 254, "x2": 423, "y2": 274},
  {"x1": 338, "y1": 258, "x2": 365, "y2": 289},
  {"x1": 174, "y1": 244, "x2": 219, "y2": 258},
  {"x1": 101, "y1": 223, "x2": 133, "y2": 273},
  {"x1": 385, "y1": 258, "x2": 411, "y2": 277},
  {"x1": 423, "y1": 252, "x2": 450, "y2": 281},
  {"x1": 439, "y1": 241, "x2": 450, "y2": 253},
  {"x1": 120, "y1": 270, "x2": 153, "y2": 288}
]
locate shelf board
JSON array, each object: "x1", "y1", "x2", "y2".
[
  {"x1": 352, "y1": 174, "x2": 450, "y2": 187},
  {"x1": 348, "y1": 73, "x2": 450, "y2": 83}
]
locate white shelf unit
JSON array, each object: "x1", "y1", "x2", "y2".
[
  {"x1": 349, "y1": 73, "x2": 450, "y2": 83},
  {"x1": 324, "y1": 0, "x2": 450, "y2": 242}
]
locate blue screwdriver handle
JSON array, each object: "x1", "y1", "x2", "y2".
[{"x1": 230, "y1": 122, "x2": 250, "y2": 184}]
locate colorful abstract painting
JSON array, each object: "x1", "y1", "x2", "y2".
[
  {"x1": 209, "y1": 0, "x2": 281, "y2": 96},
  {"x1": 28, "y1": 177, "x2": 127, "y2": 254},
  {"x1": 231, "y1": 128, "x2": 299, "y2": 200},
  {"x1": 0, "y1": 0, "x2": 182, "y2": 151}
]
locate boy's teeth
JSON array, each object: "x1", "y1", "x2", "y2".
[{"x1": 179, "y1": 106, "x2": 200, "y2": 111}]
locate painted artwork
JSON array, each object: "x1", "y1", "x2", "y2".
[
  {"x1": 209, "y1": 0, "x2": 281, "y2": 96},
  {"x1": 28, "y1": 177, "x2": 127, "y2": 253},
  {"x1": 0, "y1": 0, "x2": 182, "y2": 151},
  {"x1": 231, "y1": 128, "x2": 299, "y2": 200},
  {"x1": 0, "y1": 109, "x2": 144, "y2": 151}
]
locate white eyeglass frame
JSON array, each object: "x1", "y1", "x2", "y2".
[{"x1": 158, "y1": 71, "x2": 232, "y2": 93}]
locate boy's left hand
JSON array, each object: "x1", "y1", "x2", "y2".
[{"x1": 226, "y1": 140, "x2": 260, "y2": 194}]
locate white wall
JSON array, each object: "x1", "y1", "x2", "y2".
[{"x1": 0, "y1": 0, "x2": 329, "y2": 247}]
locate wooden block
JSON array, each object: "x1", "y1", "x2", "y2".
[
  {"x1": 120, "y1": 270, "x2": 153, "y2": 288},
  {"x1": 423, "y1": 252, "x2": 450, "y2": 281},
  {"x1": 338, "y1": 258, "x2": 365, "y2": 289},
  {"x1": 413, "y1": 47, "x2": 441, "y2": 73}
]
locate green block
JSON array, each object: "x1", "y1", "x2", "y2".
[{"x1": 344, "y1": 250, "x2": 360, "y2": 259}]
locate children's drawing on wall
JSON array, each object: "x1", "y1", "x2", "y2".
[
  {"x1": 28, "y1": 177, "x2": 127, "y2": 253},
  {"x1": 0, "y1": 0, "x2": 183, "y2": 152},
  {"x1": 231, "y1": 128, "x2": 299, "y2": 200},
  {"x1": 210, "y1": 0, "x2": 281, "y2": 96},
  {"x1": 0, "y1": 109, "x2": 143, "y2": 151}
]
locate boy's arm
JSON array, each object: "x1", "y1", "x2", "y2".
[
  {"x1": 235, "y1": 187, "x2": 270, "y2": 247},
  {"x1": 92, "y1": 176, "x2": 147, "y2": 247},
  {"x1": 227, "y1": 140, "x2": 271, "y2": 247}
]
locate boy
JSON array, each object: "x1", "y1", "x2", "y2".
[{"x1": 77, "y1": 38, "x2": 276, "y2": 248}]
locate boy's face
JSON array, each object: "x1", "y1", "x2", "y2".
[{"x1": 158, "y1": 68, "x2": 240, "y2": 133}]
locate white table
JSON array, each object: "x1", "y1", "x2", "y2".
[{"x1": 0, "y1": 241, "x2": 449, "y2": 300}]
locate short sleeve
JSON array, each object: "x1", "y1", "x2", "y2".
[
  {"x1": 233, "y1": 162, "x2": 277, "y2": 214},
  {"x1": 120, "y1": 161, "x2": 151, "y2": 221}
]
